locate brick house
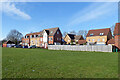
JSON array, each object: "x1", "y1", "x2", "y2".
[
  {"x1": 22, "y1": 27, "x2": 62, "y2": 48},
  {"x1": 108, "y1": 23, "x2": 120, "y2": 50},
  {"x1": 86, "y1": 28, "x2": 112, "y2": 45}
]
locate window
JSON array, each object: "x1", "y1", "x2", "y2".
[
  {"x1": 51, "y1": 38, "x2": 52, "y2": 41},
  {"x1": 68, "y1": 40, "x2": 70, "y2": 42},
  {"x1": 98, "y1": 39, "x2": 100, "y2": 41},
  {"x1": 30, "y1": 35, "x2": 32, "y2": 38},
  {"x1": 27, "y1": 36, "x2": 29, "y2": 38},
  {"x1": 92, "y1": 39, "x2": 94, "y2": 42},
  {"x1": 41, "y1": 38, "x2": 42, "y2": 41},
  {"x1": 36, "y1": 35, "x2": 38, "y2": 37},
  {"x1": 57, "y1": 31, "x2": 59, "y2": 34},
  {"x1": 59, "y1": 38, "x2": 61, "y2": 40},
  {"x1": 34, "y1": 35, "x2": 36, "y2": 38},
  {"x1": 90, "y1": 33, "x2": 94, "y2": 36},
  {"x1": 100, "y1": 33, "x2": 104, "y2": 36},
  {"x1": 32, "y1": 35, "x2": 34, "y2": 38},
  {"x1": 57, "y1": 38, "x2": 58, "y2": 40},
  {"x1": 31, "y1": 40, "x2": 33, "y2": 43},
  {"x1": 102, "y1": 38, "x2": 105, "y2": 41}
]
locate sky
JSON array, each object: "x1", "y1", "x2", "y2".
[{"x1": 1, "y1": 2, "x2": 118, "y2": 40}]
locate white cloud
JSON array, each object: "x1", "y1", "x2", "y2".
[
  {"x1": 1, "y1": 0, "x2": 31, "y2": 20},
  {"x1": 67, "y1": 2, "x2": 117, "y2": 26}
]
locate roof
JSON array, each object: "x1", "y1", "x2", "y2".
[
  {"x1": 44, "y1": 27, "x2": 59, "y2": 36},
  {"x1": 86, "y1": 28, "x2": 111, "y2": 37},
  {"x1": 78, "y1": 40, "x2": 87, "y2": 44},
  {"x1": 25, "y1": 27, "x2": 59, "y2": 36},
  {"x1": 26, "y1": 31, "x2": 43, "y2": 36},
  {"x1": 75, "y1": 35, "x2": 83, "y2": 40},
  {"x1": 4, "y1": 40, "x2": 14, "y2": 44},
  {"x1": 114, "y1": 23, "x2": 120, "y2": 35},
  {"x1": 67, "y1": 34, "x2": 75, "y2": 39},
  {"x1": 107, "y1": 38, "x2": 115, "y2": 44}
]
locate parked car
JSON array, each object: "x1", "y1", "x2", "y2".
[
  {"x1": 23, "y1": 45, "x2": 28, "y2": 48},
  {"x1": 30, "y1": 45, "x2": 37, "y2": 48},
  {"x1": 15, "y1": 45, "x2": 22, "y2": 48}
]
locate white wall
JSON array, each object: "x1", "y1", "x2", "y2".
[
  {"x1": 48, "y1": 45, "x2": 113, "y2": 52},
  {"x1": 43, "y1": 31, "x2": 48, "y2": 43}
]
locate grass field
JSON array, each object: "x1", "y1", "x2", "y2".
[{"x1": 2, "y1": 48, "x2": 118, "y2": 78}]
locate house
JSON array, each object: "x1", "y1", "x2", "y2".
[
  {"x1": 64, "y1": 34, "x2": 84, "y2": 44},
  {"x1": 2, "y1": 40, "x2": 15, "y2": 47},
  {"x1": 107, "y1": 23, "x2": 120, "y2": 50},
  {"x1": 86, "y1": 28, "x2": 112, "y2": 45},
  {"x1": 78, "y1": 40, "x2": 87, "y2": 45},
  {"x1": 22, "y1": 27, "x2": 62, "y2": 48},
  {"x1": 107, "y1": 38, "x2": 115, "y2": 45}
]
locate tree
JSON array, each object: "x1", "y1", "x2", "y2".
[
  {"x1": 63, "y1": 32, "x2": 67, "y2": 37},
  {"x1": 69, "y1": 30, "x2": 76, "y2": 35},
  {"x1": 77, "y1": 30, "x2": 87, "y2": 39},
  {"x1": 110, "y1": 25, "x2": 115, "y2": 36},
  {"x1": 6, "y1": 29, "x2": 23, "y2": 45}
]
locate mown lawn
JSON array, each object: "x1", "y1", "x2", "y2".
[{"x1": 2, "y1": 48, "x2": 118, "y2": 78}]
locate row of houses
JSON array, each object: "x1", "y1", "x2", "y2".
[
  {"x1": 22, "y1": 27, "x2": 62, "y2": 48},
  {"x1": 22, "y1": 23, "x2": 120, "y2": 50}
]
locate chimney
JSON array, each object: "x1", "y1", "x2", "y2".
[{"x1": 114, "y1": 23, "x2": 120, "y2": 49}]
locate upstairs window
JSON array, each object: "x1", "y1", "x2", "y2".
[
  {"x1": 27, "y1": 36, "x2": 29, "y2": 38},
  {"x1": 32, "y1": 35, "x2": 34, "y2": 38},
  {"x1": 57, "y1": 31, "x2": 59, "y2": 34},
  {"x1": 100, "y1": 33, "x2": 104, "y2": 36},
  {"x1": 90, "y1": 33, "x2": 94, "y2": 36},
  {"x1": 34, "y1": 35, "x2": 36, "y2": 38},
  {"x1": 36, "y1": 35, "x2": 38, "y2": 37},
  {"x1": 30, "y1": 35, "x2": 32, "y2": 38}
]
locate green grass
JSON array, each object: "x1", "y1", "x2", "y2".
[{"x1": 2, "y1": 48, "x2": 118, "y2": 78}]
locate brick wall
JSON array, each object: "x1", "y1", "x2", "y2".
[
  {"x1": 115, "y1": 35, "x2": 120, "y2": 49},
  {"x1": 54, "y1": 29, "x2": 62, "y2": 44}
]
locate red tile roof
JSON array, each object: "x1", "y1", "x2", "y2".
[
  {"x1": 86, "y1": 28, "x2": 111, "y2": 37},
  {"x1": 25, "y1": 27, "x2": 59, "y2": 36},
  {"x1": 78, "y1": 40, "x2": 87, "y2": 44},
  {"x1": 107, "y1": 38, "x2": 115, "y2": 44},
  {"x1": 114, "y1": 23, "x2": 120, "y2": 35}
]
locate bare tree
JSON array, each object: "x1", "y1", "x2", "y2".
[
  {"x1": 69, "y1": 30, "x2": 76, "y2": 35},
  {"x1": 7, "y1": 29, "x2": 23, "y2": 45},
  {"x1": 77, "y1": 30, "x2": 87, "y2": 39},
  {"x1": 110, "y1": 25, "x2": 115, "y2": 36},
  {"x1": 63, "y1": 32, "x2": 67, "y2": 37}
]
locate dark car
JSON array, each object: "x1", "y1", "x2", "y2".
[
  {"x1": 15, "y1": 45, "x2": 22, "y2": 48},
  {"x1": 30, "y1": 45, "x2": 37, "y2": 48}
]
